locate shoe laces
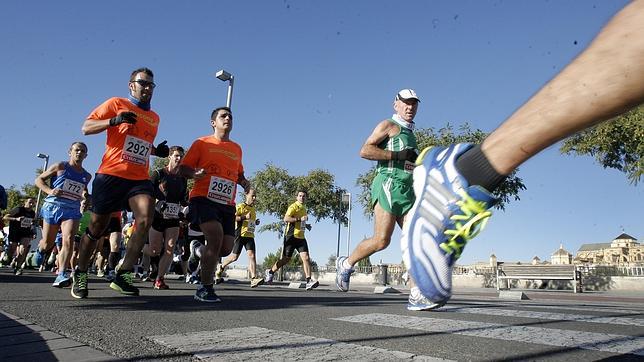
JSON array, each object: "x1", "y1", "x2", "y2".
[
  {"x1": 76, "y1": 272, "x2": 88, "y2": 289},
  {"x1": 441, "y1": 190, "x2": 492, "y2": 259},
  {"x1": 120, "y1": 271, "x2": 135, "y2": 285}
]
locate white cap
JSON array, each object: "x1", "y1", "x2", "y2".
[{"x1": 396, "y1": 89, "x2": 420, "y2": 102}]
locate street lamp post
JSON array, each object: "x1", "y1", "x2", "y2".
[
  {"x1": 343, "y1": 193, "x2": 352, "y2": 255},
  {"x1": 335, "y1": 189, "x2": 343, "y2": 258},
  {"x1": 34, "y1": 153, "x2": 49, "y2": 217},
  {"x1": 215, "y1": 69, "x2": 235, "y2": 108}
]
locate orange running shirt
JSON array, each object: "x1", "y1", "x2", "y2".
[
  {"x1": 182, "y1": 135, "x2": 244, "y2": 206},
  {"x1": 86, "y1": 97, "x2": 160, "y2": 180}
]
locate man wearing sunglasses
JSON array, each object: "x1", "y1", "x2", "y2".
[{"x1": 72, "y1": 67, "x2": 169, "y2": 299}]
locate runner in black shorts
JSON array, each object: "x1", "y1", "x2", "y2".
[
  {"x1": 265, "y1": 190, "x2": 319, "y2": 290},
  {"x1": 146, "y1": 145, "x2": 188, "y2": 290},
  {"x1": 216, "y1": 189, "x2": 264, "y2": 288},
  {"x1": 179, "y1": 107, "x2": 251, "y2": 303},
  {"x1": 72, "y1": 67, "x2": 169, "y2": 299},
  {"x1": 3, "y1": 198, "x2": 36, "y2": 275}
]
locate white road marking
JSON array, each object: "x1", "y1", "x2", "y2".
[
  {"x1": 150, "y1": 326, "x2": 452, "y2": 361},
  {"x1": 333, "y1": 313, "x2": 644, "y2": 356}
]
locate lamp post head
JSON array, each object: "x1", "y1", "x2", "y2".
[
  {"x1": 216, "y1": 70, "x2": 233, "y2": 82},
  {"x1": 342, "y1": 192, "x2": 351, "y2": 205},
  {"x1": 36, "y1": 153, "x2": 49, "y2": 159}
]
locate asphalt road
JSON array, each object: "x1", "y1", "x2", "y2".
[{"x1": 1, "y1": 268, "x2": 643, "y2": 361}]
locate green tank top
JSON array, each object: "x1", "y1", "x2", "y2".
[{"x1": 375, "y1": 119, "x2": 418, "y2": 184}]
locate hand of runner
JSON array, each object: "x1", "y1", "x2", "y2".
[
  {"x1": 193, "y1": 168, "x2": 206, "y2": 180},
  {"x1": 108, "y1": 112, "x2": 137, "y2": 126},
  {"x1": 391, "y1": 149, "x2": 418, "y2": 162},
  {"x1": 155, "y1": 140, "x2": 169, "y2": 158}
]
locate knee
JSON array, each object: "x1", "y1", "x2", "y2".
[{"x1": 372, "y1": 236, "x2": 391, "y2": 252}]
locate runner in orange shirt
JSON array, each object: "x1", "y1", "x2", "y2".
[
  {"x1": 72, "y1": 67, "x2": 169, "y2": 299},
  {"x1": 179, "y1": 106, "x2": 251, "y2": 302}
]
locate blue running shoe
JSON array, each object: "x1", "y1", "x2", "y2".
[
  {"x1": 32, "y1": 249, "x2": 45, "y2": 267},
  {"x1": 401, "y1": 144, "x2": 496, "y2": 304},
  {"x1": 335, "y1": 256, "x2": 354, "y2": 292},
  {"x1": 194, "y1": 285, "x2": 221, "y2": 303},
  {"x1": 52, "y1": 271, "x2": 72, "y2": 288}
]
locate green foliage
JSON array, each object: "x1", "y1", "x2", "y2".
[
  {"x1": 356, "y1": 256, "x2": 371, "y2": 268},
  {"x1": 560, "y1": 106, "x2": 643, "y2": 185},
  {"x1": 4, "y1": 168, "x2": 41, "y2": 212},
  {"x1": 356, "y1": 123, "x2": 526, "y2": 217},
  {"x1": 251, "y1": 163, "x2": 348, "y2": 238}
]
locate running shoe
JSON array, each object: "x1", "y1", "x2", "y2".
[
  {"x1": 32, "y1": 249, "x2": 45, "y2": 267},
  {"x1": 305, "y1": 279, "x2": 319, "y2": 291},
  {"x1": 194, "y1": 285, "x2": 221, "y2": 303},
  {"x1": 96, "y1": 269, "x2": 105, "y2": 278},
  {"x1": 250, "y1": 277, "x2": 265, "y2": 288},
  {"x1": 401, "y1": 144, "x2": 496, "y2": 304},
  {"x1": 14, "y1": 267, "x2": 22, "y2": 276},
  {"x1": 154, "y1": 278, "x2": 169, "y2": 290},
  {"x1": 110, "y1": 270, "x2": 140, "y2": 296},
  {"x1": 106, "y1": 270, "x2": 116, "y2": 282},
  {"x1": 264, "y1": 269, "x2": 274, "y2": 284},
  {"x1": 406, "y1": 287, "x2": 445, "y2": 311},
  {"x1": 140, "y1": 272, "x2": 151, "y2": 282},
  {"x1": 52, "y1": 272, "x2": 72, "y2": 288},
  {"x1": 71, "y1": 270, "x2": 88, "y2": 299},
  {"x1": 335, "y1": 256, "x2": 354, "y2": 292},
  {"x1": 188, "y1": 240, "x2": 201, "y2": 273},
  {"x1": 214, "y1": 264, "x2": 224, "y2": 284}
]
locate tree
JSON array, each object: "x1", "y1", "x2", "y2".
[
  {"x1": 356, "y1": 123, "x2": 526, "y2": 218},
  {"x1": 251, "y1": 163, "x2": 348, "y2": 238},
  {"x1": 560, "y1": 106, "x2": 643, "y2": 185}
]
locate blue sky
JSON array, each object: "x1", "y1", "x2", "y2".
[{"x1": 1, "y1": 1, "x2": 641, "y2": 266}]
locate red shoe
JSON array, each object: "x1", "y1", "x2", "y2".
[{"x1": 154, "y1": 278, "x2": 169, "y2": 290}]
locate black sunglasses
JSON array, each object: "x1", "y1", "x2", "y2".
[{"x1": 131, "y1": 80, "x2": 156, "y2": 89}]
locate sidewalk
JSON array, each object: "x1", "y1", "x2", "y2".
[{"x1": 0, "y1": 310, "x2": 119, "y2": 362}]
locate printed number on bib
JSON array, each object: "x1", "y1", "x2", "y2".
[
  {"x1": 300, "y1": 219, "x2": 307, "y2": 230},
  {"x1": 122, "y1": 135, "x2": 151, "y2": 165},
  {"x1": 163, "y1": 202, "x2": 180, "y2": 219},
  {"x1": 20, "y1": 217, "x2": 33, "y2": 228},
  {"x1": 60, "y1": 179, "x2": 85, "y2": 200},
  {"x1": 207, "y1": 176, "x2": 235, "y2": 204}
]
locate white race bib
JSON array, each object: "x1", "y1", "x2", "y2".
[
  {"x1": 20, "y1": 217, "x2": 33, "y2": 228},
  {"x1": 300, "y1": 219, "x2": 307, "y2": 229},
  {"x1": 60, "y1": 179, "x2": 85, "y2": 200},
  {"x1": 122, "y1": 135, "x2": 151, "y2": 165},
  {"x1": 163, "y1": 202, "x2": 180, "y2": 219},
  {"x1": 207, "y1": 176, "x2": 235, "y2": 204}
]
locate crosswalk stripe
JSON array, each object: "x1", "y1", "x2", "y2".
[
  {"x1": 333, "y1": 313, "x2": 644, "y2": 356},
  {"x1": 440, "y1": 306, "x2": 644, "y2": 326},
  {"x1": 149, "y1": 326, "x2": 452, "y2": 361}
]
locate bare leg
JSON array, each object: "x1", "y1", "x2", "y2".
[
  {"x1": 199, "y1": 220, "x2": 224, "y2": 285},
  {"x1": 347, "y1": 203, "x2": 397, "y2": 266},
  {"x1": 157, "y1": 227, "x2": 179, "y2": 280},
  {"x1": 58, "y1": 219, "x2": 79, "y2": 273},
  {"x1": 300, "y1": 251, "x2": 312, "y2": 279},
  {"x1": 483, "y1": 0, "x2": 644, "y2": 175},
  {"x1": 247, "y1": 250, "x2": 257, "y2": 278},
  {"x1": 121, "y1": 194, "x2": 154, "y2": 271}
]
